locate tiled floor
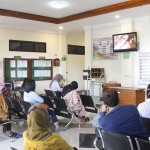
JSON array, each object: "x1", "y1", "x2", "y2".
[{"x1": 0, "y1": 112, "x2": 98, "y2": 150}]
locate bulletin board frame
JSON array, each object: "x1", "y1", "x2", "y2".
[{"x1": 4, "y1": 58, "x2": 53, "y2": 81}]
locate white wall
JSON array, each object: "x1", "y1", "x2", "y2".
[
  {"x1": 67, "y1": 34, "x2": 85, "y2": 90},
  {"x1": 92, "y1": 25, "x2": 121, "y2": 83},
  {"x1": 84, "y1": 16, "x2": 150, "y2": 94},
  {"x1": 0, "y1": 28, "x2": 67, "y2": 94}
]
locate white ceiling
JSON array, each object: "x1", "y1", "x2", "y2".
[{"x1": 0, "y1": 0, "x2": 150, "y2": 35}]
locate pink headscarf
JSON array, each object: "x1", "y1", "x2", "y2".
[{"x1": 0, "y1": 77, "x2": 4, "y2": 90}]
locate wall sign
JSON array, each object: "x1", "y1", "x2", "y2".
[
  {"x1": 139, "y1": 52, "x2": 150, "y2": 84},
  {"x1": 93, "y1": 37, "x2": 117, "y2": 60}
]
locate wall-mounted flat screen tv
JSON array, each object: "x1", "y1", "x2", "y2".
[{"x1": 112, "y1": 32, "x2": 137, "y2": 52}]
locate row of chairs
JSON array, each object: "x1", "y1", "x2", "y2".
[
  {"x1": 3, "y1": 89, "x2": 101, "y2": 128},
  {"x1": 4, "y1": 95, "x2": 80, "y2": 128},
  {"x1": 4, "y1": 96, "x2": 31, "y2": 120},
  {"x1": 44, "y1": 89, "x2": 101, "y2": 114},
  {"x1": 94, "y1": 128, "x2": 150, "y2": 150}
]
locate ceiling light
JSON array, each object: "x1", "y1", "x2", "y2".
[
  {"x1": 59, "y1": 26, "x2": 63, "y2": 29},
  {"x1": 50, "y1": 1, "x2": 67, "y2": 9},
  {"x1": 115, "y1": 15, "x2": 120, "y2": 18}
]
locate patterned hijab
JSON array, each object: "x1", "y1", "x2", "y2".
[
  {"x1": 61, "y1": 81, "x2": 78, "y2": 97},
  {"x1": 0, "y1": 77, "x2": 4, "y2": 90},
  {"x1": 49, "y1": 74, "x2": 63, "y2": 88},
  {"x1": 26, "y1": 103, "x2": 52, "y2": 141},
  {"x1": 147, "y1": 84, "x2": 150, "y2": 98}
]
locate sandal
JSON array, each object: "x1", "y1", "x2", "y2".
[
  {"x1": 83, "y1": 117, "x2": 90, "y2": 122},
  {"x1": 9, "y1": 132, "x2": 23, "y2": 138}
]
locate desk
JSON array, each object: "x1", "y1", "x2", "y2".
[{"x1": 103, "y1": 87, "x2": 145, "y2": 106}]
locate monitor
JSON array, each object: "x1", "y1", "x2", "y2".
[{"x1": 112, "y1": 32, "x2": 137, "y2": 52}]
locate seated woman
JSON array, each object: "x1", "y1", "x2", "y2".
[
  {"x1": 0, "y1": 94, "x2": 22, "y2": 138},
  {"x1": 23, "y1": 103, "x2": 77, "y2": 150},
  {"x1": 62, "y1": 81, "x2": 89, "y2": 123},
  {"x1": 24, "y1": 79, "x2": 65, "y2": 131},
  {"x1": 49, "y1": 74, "x2": 63, "y2": 98}
]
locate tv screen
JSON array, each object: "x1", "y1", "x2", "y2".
[{"x1": 112, "y1": 32, "x2": 137, "y2": 52}]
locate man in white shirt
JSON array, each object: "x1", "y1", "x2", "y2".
[{"x1": 137, "y1": 84, "x2": 150, "y2": 118}]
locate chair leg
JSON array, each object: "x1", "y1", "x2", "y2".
[
  {"x1": 65, "y1": 114, "x2": 81, "y2": 128},
  {"x1": 65, "y1": 115, "x2": 74, "y2": 128}
]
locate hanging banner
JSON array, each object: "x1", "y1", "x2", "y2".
[
  {"x1": 139, "y1": 52, "x2": 150, "y2": 84},
  {"x1": 93, "y1": 37, "x2": 117, "y2": 60}
]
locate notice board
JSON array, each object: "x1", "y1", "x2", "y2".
[{"x1": 4, "y1": 58, "x2": 52, "y2": 81}]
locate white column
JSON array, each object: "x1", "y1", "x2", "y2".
[{"x1": 120, "y1": 18, "x2": 134, "y2": 87}]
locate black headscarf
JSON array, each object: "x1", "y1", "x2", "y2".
[
  {"x1": 147, "y1": 84, "x2": 150, "y2": 98},
  {"x1": 61, "y1": 81, "x2": 78, "y2": 97}
]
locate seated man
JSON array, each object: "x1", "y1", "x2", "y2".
[
  {"x1": 137, "y1": 84, "x2": 150, "y2": 118},
  {"x1": 95, "y1": 89, "x2": 149, "y2": 149}
]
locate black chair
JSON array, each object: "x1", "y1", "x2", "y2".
[
  {"x1": 94, "y1": 128, "x2": 134, "y2": 150},
  {"x1": 4, "y1": 96, "x2": 17, "y2": 116},
  {"x1": 55, "y1": 91, "x2": 62, "y2": 98},
  {"x1": 44, "y1": 89, "x2": 57, "y2": 98},
  {"x1": 135, "y1": 138, "x2": 150, "y2": 150},
  {"x1": 4, "y1": 96, "x2": 14, "y2": 109},
  {"x1": 79, "y1": 95, "x2": 101, "y2": 113},
  {"x1": 4, "y1": 79, "x2": 14, "y2": 91},
  {"x1": 20, "y1": 101, "x2": 31, "y2": 114},
  {"x1": 53, "y1": 97, "x2": 80, "y2": 128},
  {"x1": 141, "y1": 117, "x2": 150, "y2": 135},
  {"x1": 9, "y1": 98, "x2": 26, "y2": 119},
  {"x1": 40, "y1": 95, "x2": 54, "y2": 109}
]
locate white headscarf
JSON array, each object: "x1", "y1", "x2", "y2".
[{"x1": 49, "y1": 74, "x2": 63, "y2": 88}]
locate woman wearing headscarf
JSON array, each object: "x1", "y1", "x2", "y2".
[
  {"x1": 23, "y1": 103, "x2": 78, "y2": 150},
  {"x1": 62, "y1": 81, "x2": 89, "y2": 123},
  {"x1": 50, "y1": 74, "x2": 63, "y2": 92},
  {"x1": 137, "y1": 84, "x2": 150, "y2": 118}
]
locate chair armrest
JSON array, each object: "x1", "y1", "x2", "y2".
[
  {"x1": 93, "y1": 137, "x2": 104, "y2": 150},
  {"x1": 94, "y1": 103, "x2": 101, "y2": 110}
]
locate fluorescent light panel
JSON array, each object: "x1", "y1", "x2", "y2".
[
  {"x1": 115, "y1": 15, "x2": 120, "y2": 18},
  {"x1": 50, "y1": 1, "x2": 67, "y2": 9}
]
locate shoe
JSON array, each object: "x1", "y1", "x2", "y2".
[
  {"x1": 55, "y1": 126, "x2": 66, "y2": 132},
  {"x1": 10, "y1": 132, "x2": 23, "y2": 138},
  {"x1": 84, "y1": 117, "x2": 90, "y2": 122}
]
